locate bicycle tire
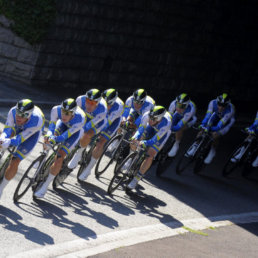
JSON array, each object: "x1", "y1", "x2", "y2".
[
  {"x1": 222, "y1": 143, "x2": 248, "y2": 177},
  {"x1": 193, "y1": 146, "x2": 210, "y2": 174},
  {"x1": 95, "y1": 134, "x2": 122, "y2": 178},
  {"x1": 107, "y1": 152, "x2": 137, "y2": 195},
  {"x1": 156, "y1": 153, "x2": 172, "y2": 177},
  {"x1": 32, "y1": 153, "x2": 55, "y2": 193},
  {"x1": 176, "y1": 153, "x2": 194, "y2": 175},
  {"x1": 13, "y1": 155, "x2": 44, "y2": 202},
  {"x1": 0, "y1": 154, "x2": 12, "y2": 181}
]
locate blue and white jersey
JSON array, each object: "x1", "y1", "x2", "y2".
[
  {"x1": 249, "y1": 111, "x2": 258, "y2": 134},
  {"x1": 76, "y1": 95, "x2": 108, "y2": 131},
  {"x1": 122, "y1": 95, "x2": 155, "y2": 119},
  {"x1": 3, "y1": 106, "x2": 45, "y2": 146},
  {"x1": 107, "y1": 97, "x2": 124, "y2": 125},
  {"x1": 47, "y1": 105, "x2": 85, "y2": 142},
  {"x1": 201, "y1": 99, "x2": 235, "y2": 131},
  {"x1": 133, "y1": 111, "x2": 172, "y2": 146},
  {"x1": 168, "y1": 100, "x2": 196, "y2": 131}
]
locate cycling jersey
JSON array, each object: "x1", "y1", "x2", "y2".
[
  {"x1": 3, "y1": 106, "x2": 45, "y2": 160},
  {"x1": 133, "y1": 111, "x2": 172, "y2": 152},
  {"x1": 168, "y1": 100, "x2": 197, "y2": 131},
  {"x1": 248, "y1": 111, "x2": 258, "y2": 134},
  {"x1": 76, "y1": 96, "x2": 108, "y2": 134},
  {"x1": 201, "y1": 99, "x2": 235, "y2": 132},
  {"x1": 101, "y1": 97, "x2": 124, "y2": 140},
  {"x1": 122, "y1": 95, "x2": 155, "y2": 120},
  {"x1": 47, "y1": 105, "x2": 85, "y2": 142}
]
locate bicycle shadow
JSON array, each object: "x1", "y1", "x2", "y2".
[
  {"x1": 50, "y1": 187, "x2": 120, "y2": 229},
  {"x1": 76, "y1": 180, "x2": 135, "y2": 217},
  {"x1": 0, "y1": 205, "x2": 54, "y2": 245},
  {"x1": 15, "y1": 198, "x2": 96, "y2": 240}
]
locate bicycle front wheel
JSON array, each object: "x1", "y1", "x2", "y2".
[
  {"x1": 77, "y1": 148, "x2": 91, "y2": 180},
  {"x1": 13, "y1": 156, "x2": 44, "y2": 202},
  {"x1": 95, "y1": 134, "x2": 122, "y2": 178},
  {"x1": 176, "y1": 154, "x2": 194, "y2": 175},
  {"x1": 222, "y1": 144, "x2": 244, "y2": 177},
  {"x1": 107, "y1": 152, "x2": 137, "y2": 195}
]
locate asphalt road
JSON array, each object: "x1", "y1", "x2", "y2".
[{"x1": 0, "y1": 77, "x2": 258, "y2": 257}]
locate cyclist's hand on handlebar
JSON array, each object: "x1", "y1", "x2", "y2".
[
  {"x1": 139, "y1": 140, "x2": 147, "y2": 148},
  {"x1": 0, "y1": 138, "x2": 11, "y2": 149},
  {"x1": 245, "y1": 127, "x2": 255, "y2": 135}
]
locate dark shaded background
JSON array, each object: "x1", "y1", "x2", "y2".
[{"x1": 30, "y1": 0, "x2": 257, "y2": 113}]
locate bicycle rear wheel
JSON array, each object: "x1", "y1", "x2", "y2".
[
  {"x1": 95, "y1": 134, "x2": 122, "y2": 178},
  {"x1": 13, "y1": 156, "x2": 44, "y2": 202},
  {"x1": 107, "y1": 152, "x2": 137, "y2": 195},
  {"x1": 193, "y1": 147, "x2": 210, "y2": 174}
]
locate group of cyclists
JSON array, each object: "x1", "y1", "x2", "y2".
[{"x1": 0, "y1": 88, "x2": 257, "y2": 201}]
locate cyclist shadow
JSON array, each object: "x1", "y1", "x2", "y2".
[
  {"x1": 124, "y1": 189, "x2": 183, "y2": 228},
  {"x1": 51, "y1": 186, "x2": 120, "y2": 230},
  {"x1": 0, "y1": 204, "x2": 54, "y2": 245},
  {"x1": 30, "y1": 197, "x2": 96, "y2": 239},
  {"x1": 75, "y1": 180, "x2": 135, "y2": 217}
]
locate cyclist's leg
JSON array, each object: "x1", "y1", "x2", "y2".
[{"x1": 78, "y1": 120, "x2": 107, "y2": 181}]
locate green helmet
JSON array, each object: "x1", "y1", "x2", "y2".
[
  {"x1": 149, "y1": 105, "x2": 166, "y2": 122},
  {"x1": 16, "y1": 99, "x2": 34, "y2": 118},
  {"x1": 102, "y1": 88, "x2": 118, "y2": 106}
]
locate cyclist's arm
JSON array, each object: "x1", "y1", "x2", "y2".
[
  {"x1": 248, "y1": 111, "x2": 258, "y2": 131},
  {"x1": 55, "y1": 116, "x2": 85, "y2": 143},
  {"x1": 171, "y1": 111, "x2": 193, "y2": 132},
  {"x1": 168, "y1": 100, "x2": 176, "y2": 114},
  {"x1": 122, "y1": 97, "x2": 132, "y2": 119},
  {"x1": 145, "y1": 126, "x2": 168, "y2": 146},
  {"x1": 108, "y1": 104, "x2": 123, "y2": 125},
  {"x1": 10, "y1": 118, "x2": 43, "y2": 146},
  {"x1": 46, "y1": 106, "x2": 59, "y2": 137},
  {"x1": 201, "y1": 100, "x2": 214, "y2": 126},
  {"x1": 211, "y1": 112, "x2": 233, "y2": 132},
  {"x1": 3, "y1": 108, "x2": 16, "y2": 138}
]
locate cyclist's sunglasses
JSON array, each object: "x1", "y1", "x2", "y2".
[
  {"x1": 86, "y1": 98, "x2": 98, "y2": 105},
  {"x1": 16, "y1": 109, "x2": 30, "y2": 118},
  {"x1": 176, "y1": 102, "x2": 187, "y2": 109},
  {"x1": 133, "y1": 99, "x2": 144, "y2": 105},
  {"x1": 61, "y1": 108, "x2": 73, "y2": 116}
]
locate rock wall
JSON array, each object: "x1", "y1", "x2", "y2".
[{"x1": 1, "y1": 1, "x2": 258, "y2": 109}]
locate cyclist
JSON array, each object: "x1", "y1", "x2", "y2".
[
  {"x1": 0, "y1": 99, "x2": 44, "y2": 200},
  {"x1": 127, "y1": 105, "x2": 172, "y2": 190},
  {"x1": 67, "y1": 89, "x2": 108, "y2": 180},
  {"x1": 79, "y1": 88, "x2": 124, "y2": 180},
  {"x1": 167, "y1": 93, "x2": 197, "y2": 157},
  {"x1": 231, "y1": 111, "x2": 258, "y2": 167},
  {"x1": 33, "y1": 98, "x2": 85, "y2": 198},
  {"x1": 188, "y1": 93, "x2": 235, "y2": 164},
  {"x1": 122, "y1": 89, "x2": 155, "y2": 128}
]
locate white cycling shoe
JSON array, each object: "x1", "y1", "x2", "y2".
[
  {"x1": 204, "y1": 148, "x2": 216, "y2": 164},
  {"x1": 252, "y1": 156, "x2": 258, "y2": 168},
  {"x1": 231, "y1": 147, "x2": 245, "y2": 163},
  {"x1": 78, "y1": 167, "x2": 92, "y2": 181},
  {"x1": 168, "y1": 142, "x2": 179, "y2": 157},
  {"x1": 33, "y1": 186, "x2": 47, "y2": 199}
]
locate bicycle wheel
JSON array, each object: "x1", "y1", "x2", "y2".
[
  {"x1": 193, "y1": 146, "x2": 210, "y2": 174},
  {"x1": 107, "y1": 152, "x2": 137, "y2": 195},
  {"x1": 32, "y1": 153, "x2": 55, "y2": 193},
  {"x1": 95, "y1": 134, "x2": 122, "y2": 178},
  {"x1": 0, "y1": 154, "x2": 12, "y2": 181},
  {"x1": 156, "y1": 152, "x2": 173, "y2": 177},
  {"x1": 13, "y1": 155, "x2": 44, "y2": 202},
  {"x1": 52, "y1": 148, "x2": 77, "y2": 189},
  {"x1": 176, "y1": 154, "x2": 194, "y2": 175},
  {"x1": 77, "y1": 148, "x2": 92, "y2": 180}
]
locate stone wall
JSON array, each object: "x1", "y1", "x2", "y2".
[
  {"x1": 0, "y1": 15, "x2": 40, "y2": 83},
  {"x1": 1, "y1": 0, "x2": 258, "y2": 109}
]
